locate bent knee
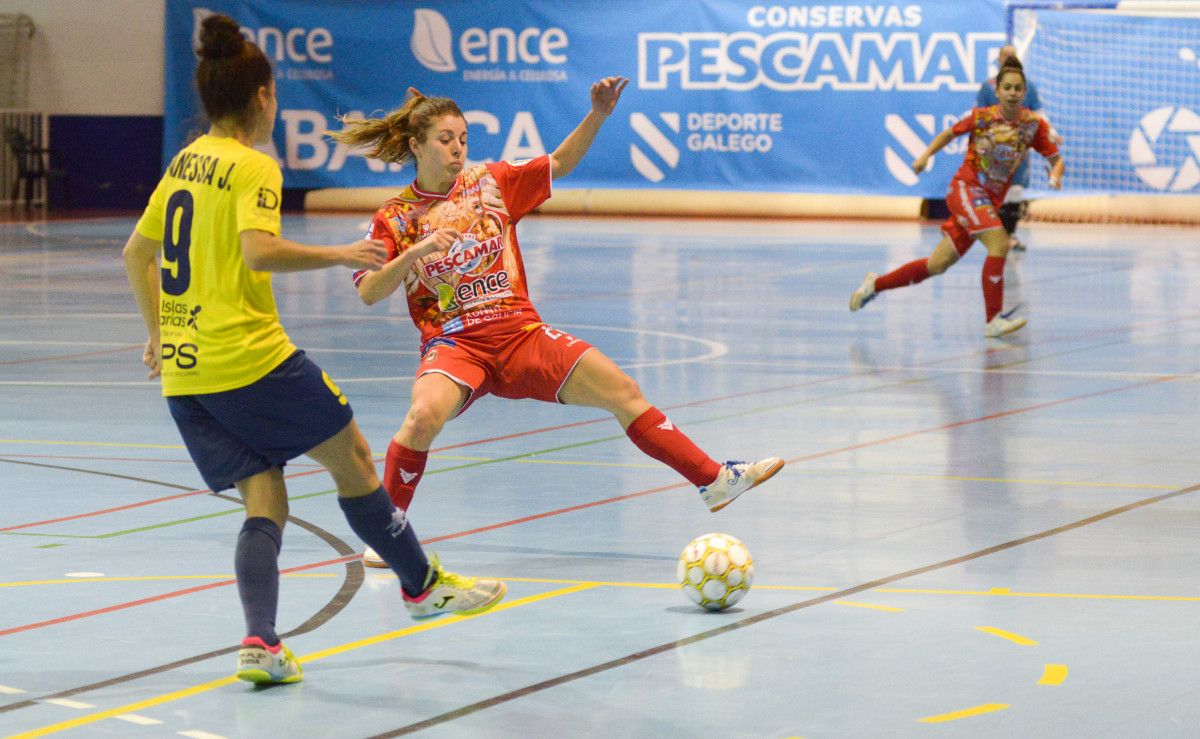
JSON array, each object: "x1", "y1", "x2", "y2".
[
  {"x1": 610, "y1": 373, "x2": 645, "y2": 405},
  {"x1": 401, "y1": 403, "x2": 450, "y2": 442},
  {"x1": 928, "y1": 254, "x2": 958, "y2": 275}
]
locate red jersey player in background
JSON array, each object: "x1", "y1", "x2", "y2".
[
  {"x1": 332, "y1": 76, "x2": 784, "y2": 567},
  {"x1": 850, "y1": 57, "x2": 1065, "y2": 338}
]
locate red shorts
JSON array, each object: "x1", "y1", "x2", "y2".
[
  {"x1": 416, "y1": 323, "x2": 593, "y2": 416},
  {"x1": 942, "y1": 179, "x2": 1004, "y2": 256}
]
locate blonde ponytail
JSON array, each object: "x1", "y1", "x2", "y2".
[{"x1": 330, "y1": 90, "x2": 464, "y2": 166}]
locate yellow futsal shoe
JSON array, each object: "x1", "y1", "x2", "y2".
[
  {"x1": 236, "y1": 636, "x2": 303, "y2": 684},
  {"x1": 403, "y1": 554, "x2": 506, "y2": 619}
]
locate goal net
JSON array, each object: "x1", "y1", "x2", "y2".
[{"x1": 1009, "y1": 1, "x2": 1200, "y2": 222}]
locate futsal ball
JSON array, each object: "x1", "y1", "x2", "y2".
[{"x1": 677, "y1": 533, "x2": 754, "y2": 611}]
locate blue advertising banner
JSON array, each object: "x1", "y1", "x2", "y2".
[{"x1": 164, "y1": 1, "x2": 1007, "y2": 196}]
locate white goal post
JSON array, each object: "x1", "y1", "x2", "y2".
[{"x1": 1008, "y1": 0, "x2": 1200, "y2": 222}]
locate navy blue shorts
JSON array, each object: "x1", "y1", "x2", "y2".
[{"x1": 167, "y1": 350, "x2": 354, "y2": 492}]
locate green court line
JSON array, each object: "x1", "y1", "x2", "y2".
[
  {"x1": 417, "y1": 378, "x2": 925, "y2": 475},
  {"x1": 3, "y1": 507, "x2": 243, "y2": 539},
  {"x1": 1, "y1": 370, "x2": 1166, "y2": 543}
]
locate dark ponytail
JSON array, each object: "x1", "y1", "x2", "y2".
[{"x1": 194, "y1": 14, "x2": 273, "y2": 132}]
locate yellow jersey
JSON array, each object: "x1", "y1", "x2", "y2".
[{"x1": 135, "y1": 134, "x2": 296, "y2": 396}]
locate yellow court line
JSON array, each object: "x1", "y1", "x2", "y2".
[
  {"x1": 11, "y1": 584, "x2": 596, "y2": 739},
  {"x1": 5, "y1": 575, "x2": 1199, "y2": 603},
  {"x1": 506, "y1": 581, "x2": 1200, "y2": 602},
  {"x1": 875, "y1": 587, "x2": 1200, "y2": 602},
  {"x1": 833, "y1": 600, "x2": 904, "y2": 612},
  {"x1": 0, "y1": 574, "x2": 345, "y2": 588},
  {"x1": 303, "y1": 583, "x2": 597, "y2": 664},
  {"x1": 0, "y1": 439, "x2": 185, "y2": 450},
  {"x1": 840, "y1": 471, "x2": 1175, "y2": 491},
  {"x1": 918, "y1": 703, "x2": 1010, "y2": 723},
  {"x1": 0, "y1": 440, "x2": 365, "y2": 460},
  {"x1": 976, "y1": 626, "x2": 1038, "y2": 646},
  {"x1": 8, "y1": 676, "x2": 238, "y2": 739},
  {"x1": 1038, "y1": 664, "x2": 1069, "y2": 686},
  {"x1": 0, "y1": 576, "x2": 233, "y2": 588}
]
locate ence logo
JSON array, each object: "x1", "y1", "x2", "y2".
[
  {"x1": 192, "y1": 7, "x2": 333, "y2": 64},
  {"x1": 883, "y1": 113, "x2": 937, "y2": 186},
  {"x1": 410, "y1": 8, "x2": 569, "y2": 78},
  {"x1": 629, "y1": 112, "x2": 681, "y2": 183},
  {"x1": 412, "y1": 8, "x2": 456, "y2": 72},
  {"x1": 1129, "y1": 106, "x2": 1200, "y2": 192}
]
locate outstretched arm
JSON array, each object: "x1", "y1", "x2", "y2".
[
  {"x1": 240, "y1": 230, "x2": 387, "y2": 273},
  {"x1": 550, "y1": 76, "x2": 629, "y2": 180},
  {"x1": 911, "y1": 127, "x2": 959, "y2": 175}
]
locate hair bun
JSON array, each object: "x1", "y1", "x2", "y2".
[
  {"x1": 1000, "y1": 56, "x2": 1024, "y2": 71},
  {"x1": 198, "y1": 14, "x2": 245, "y2": 60}
]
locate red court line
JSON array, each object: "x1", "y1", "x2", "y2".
[
  {"x1": 0, "y1": 489, "x2": 211, "y2": 532},
  {"x1": 0, "y1": 454, "x2": 322, "y2": 466},
  {"x1": 0, "y1": 556, "x2": 350, "y2": 637},
  {"x1": 0, "y1": 454, "x2": 197, "y2": 464},
  {"x1": 1, "y1": 372, "x2": 878, "y2": 532},
  {"x1": 786, "y1": 374, "x2": 1177, "y2": 465},
  {"x1": 7, "y1": 309, "x2": 1192, "y2": 533},
  {"x1": 0, "y1": 465, "x2": 337, "y2": 533},
  {"x1": 431, "y1": 372, "x2": 866, "y2": 452},
  {"x1": 420, "y1": 482, "x2": 684, "y2": 544},
  {"x1": 1, "y1": 373, "x2": 1175, "y2": 637}
]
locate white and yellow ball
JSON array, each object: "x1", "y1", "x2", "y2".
[{"x1": 677, "y1": 532, "x2": 754, "y2": 611}]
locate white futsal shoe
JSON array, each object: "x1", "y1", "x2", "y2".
[
  {"x1": 984, "y1": 314, "x2": 1027, "y2": 338},
  {"x1": 849, "y1": 273, "x2": 878, "y2": 312},
  {"x1": 699, "y1": 457, "x2": 785, "y2": 512}
]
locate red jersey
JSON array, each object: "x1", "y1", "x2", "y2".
[
  {"x1": 950, "y1": 106, "x2": 1058, "y2": 205},
  {"x1": 355, "y1": 156, "x2": 552, "y2": 344}
]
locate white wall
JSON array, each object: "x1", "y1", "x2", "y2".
[{"x1": 0, "y1": 0, "x2": 164, "y2": 115}]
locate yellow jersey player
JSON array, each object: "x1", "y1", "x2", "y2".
[{"x1": 122, "y1": 13, "x2": 504, "y2": 686}]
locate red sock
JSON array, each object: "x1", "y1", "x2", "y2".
[
  {"x1": 625, "y1": 408, "x2": 722, "y2": 487},
  {"x1": 875, "y1": 259, "x2": 930, "y2": 292},
  {"x1": 383, "y1": 440, "x2": 427, "y2": 512},
  {"x1": 981, "y1": 256, "x2": 1005, "y2": 321}
]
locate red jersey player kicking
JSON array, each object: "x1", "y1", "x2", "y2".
[{"x1": 332, "y1": 77, "x2": 784, "y2": 567}]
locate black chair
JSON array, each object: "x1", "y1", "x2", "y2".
[{"x1": 4, "y1": 126, "x2": 67, "y2": 208}]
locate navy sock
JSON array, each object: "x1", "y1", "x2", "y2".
[
  {"x1": 339, "y1": 487, "x2": 430, "y2": 597},
  {"x1": 235, "y1": 517, "x2": 282, "y2": 646}
]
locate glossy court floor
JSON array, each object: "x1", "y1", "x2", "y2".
[{"x1": 2, "y1": 213, "x2": 1199, "y2": 738}]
